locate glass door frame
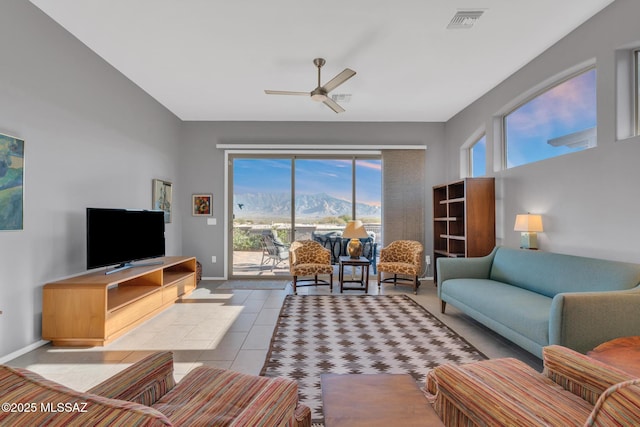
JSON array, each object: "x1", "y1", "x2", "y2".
[{"x1": 227, "y1": 152, "x2": 382, "y2": 279}]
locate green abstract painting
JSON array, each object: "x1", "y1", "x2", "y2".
[{"x1": 0, "y1": 133, "x2": 24, "y2": 230}]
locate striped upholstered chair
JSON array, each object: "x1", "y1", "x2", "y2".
[
  {"x1": 289, "y1": 240, "x2": 333, "y2": 295},
  {"x1": 377, "y1": 240, "x2": 423, "y2": 294},
  {"x1": 425, "y1": 345, "x2": 640, "y2": 426},
  {"x1": 1, "y1": 351, "x2": 312, "y2": 426}
]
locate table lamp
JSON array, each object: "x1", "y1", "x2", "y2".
[
  {"x1": 342, "y1": 220, "x2": 369, "y2": 258},
  {"x1": 514, "y1": 214, "x2": 543, "y2": 250}
]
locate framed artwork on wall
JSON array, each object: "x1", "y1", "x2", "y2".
[
  {"x1": 192, "y1": 194, "x2": 212, "y2": 216},
  {"x1": 152, "y1": 179, "x2": 172, "y2": 223},
  {"x1": 0, "y1": 133, "x2": 25, "y2": 231}
]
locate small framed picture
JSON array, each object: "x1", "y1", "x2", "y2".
[
  {"x1": 152, "y1": 179, "x2": 172, "y2": 223},
  {"x1": 192, "y1": 194, "x2": 212, "y2": 216}
]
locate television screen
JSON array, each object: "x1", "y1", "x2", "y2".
[{"x1": 87, "y1": 208, "x2": 165, "y2": 271}]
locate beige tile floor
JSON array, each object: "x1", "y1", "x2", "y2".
[{"x1": 6, "y1": 276, "x2": 542, "y2": 393}]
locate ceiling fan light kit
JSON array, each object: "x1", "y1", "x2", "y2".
[
  {"x1": 265, "y1": 58, "x2": 356, "y2": 113},
  {"x1": 310, "y1": 88, "x2": 328, "y2": 102}
]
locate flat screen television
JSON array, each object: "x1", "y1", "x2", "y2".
[{"x1": 87, "y1": 208, "x2": 165, "y2": 274}]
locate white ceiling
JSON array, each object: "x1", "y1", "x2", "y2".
[{"x1": 30, "y1": 0, "x2": 615, "y2": 122}]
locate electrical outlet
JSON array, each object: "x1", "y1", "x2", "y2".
[
  {"x1": 211, "y1": 256, "x2": 217, "y2": 263},
  {"x1": 425, "y1": 255, "x2": 431, "y2": 265}
]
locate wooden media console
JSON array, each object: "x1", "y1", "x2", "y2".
[{"x1": 42, "y1": 256, "x2": 197, "y2": 347}]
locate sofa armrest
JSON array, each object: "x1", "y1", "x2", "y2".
[
  {"x1": 542, "y1": 345, "x2": 634, "y2": 405},
  {"x1": 586, "y1": 379, "x2": 640, "y2": 426},
  {"x1": 1, "y1": 365, "x2": 172, "y2": 426},
  {"x1": 549, "y1": 288, "x2": 640, "y2": 353},
  {"x1": 436, "y1": 247, "x2": 496, "y2": 296},
  {"x1": 87, "y1": 351, "x2": 176, "y2": 407}
]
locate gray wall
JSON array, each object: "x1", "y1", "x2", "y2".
[
  {"x1": 444, "y1": 0, "x2": 640, "y2": 263},
  {"x1": 0, "y1": 0, "x2": 183, "y2": 359},
  {"x1": 179, "y1": 122, "x2": 446, "y2": 278}
]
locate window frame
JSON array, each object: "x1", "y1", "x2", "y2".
[
  {"x1": 502, "y1": 66, "x2": 597, "y2": 170},
  {"x1": 228, "y1": 153, "x2": 382, "y2": 278},
  {"x1": 635, "y1": 49, "x2": 640, "y2": 135}
]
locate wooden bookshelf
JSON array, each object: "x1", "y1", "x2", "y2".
[
  {"x1": 42, "y1": 256, "x2": 197, "y2": 346},
  {"x1": 433, "y1": 178, "x2": 495, "y2": 280}
]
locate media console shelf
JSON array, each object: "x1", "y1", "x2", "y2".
[{"x1": 42, "y1": 256, "x2": 197, "y2": 347}]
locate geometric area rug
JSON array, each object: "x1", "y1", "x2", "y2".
[{"x1": 260, "y1": 295, "x2": 487, "y2": 423}]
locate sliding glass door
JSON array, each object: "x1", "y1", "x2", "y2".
[
  {"x1": 230, "y1": 155, "x2": 381, "y2": 277},
  {"x1": 232, "y1": 158, "x2": 292, "y2": 276}
]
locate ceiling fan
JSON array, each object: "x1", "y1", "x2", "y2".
[{"x1": 265, "y1": 58, "x2": 356, "y2": 113}]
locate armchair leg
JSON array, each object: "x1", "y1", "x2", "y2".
[
  {"x1": 293, "y1": 276, "x2": 298, "y2": 295},
  {"x1": 413, "y1": 276, "x2": 419, "y2": 295},
  {"x1": 377, "y1": 272, "x2": 381, "y2": 291},
  {"x1": 329, "y1": 273, "x2": 333, "y2": 293}
]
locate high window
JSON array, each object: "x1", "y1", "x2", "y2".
[
  {"x1": 504, "y1": 68, "x2": 597, "y2": 169},
  {"x1": 470, "y1": 135, "x2": 486, "y2": 177}
]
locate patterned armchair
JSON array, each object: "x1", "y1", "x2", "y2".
[
  {"x1": 425, "y1": 345, "x2": 640, "y2": 426},
  {"x1": 289, "y1": 240, "x2": 333, "y2": 295},
  {"x1": 376, "y1": 240, "x2": 423, "y2": 294}
]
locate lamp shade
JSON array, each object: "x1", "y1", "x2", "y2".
[
  {"x1": 514, "y1": 214, "x2": 543, "y2": 232},
  {"x1": 342, "y1": 220, "x2": 369, "y2": 239}
]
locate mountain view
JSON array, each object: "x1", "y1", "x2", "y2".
[{"x1": 234, "y1": 192, "x2": 381, "y2": 220}]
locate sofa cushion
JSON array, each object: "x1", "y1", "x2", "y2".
[
  {"x1": 442, "y1": 278, "x2": 551, "y2": 346},
  {"x1": 152, "y1": 366, "x2": 298, "y2": 426},
  {"x1": 489, "y1": 247, "x2": 640, "y2": 297},
  {"x1": 0, "y1": 365, "x2": 171, "y2": 426},
  {"x1": 427, "y1": 357, "x2": 594, "y2": 426}
]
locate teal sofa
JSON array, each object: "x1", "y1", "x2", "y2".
[{"x1": 437, "y1": 246, "x2": 640, "y2": 358}]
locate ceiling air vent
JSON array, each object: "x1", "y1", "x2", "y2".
[{"x1": 447, "y1": 10, "x2": 485, "y2": 29}]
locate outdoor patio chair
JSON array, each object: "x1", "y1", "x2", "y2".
[
  {"x1": 312, "y1": 230, "x2": 378, "y2": 273},
  {"x1": 260, "y1": 230, "x2": 289, "y2": 271}
]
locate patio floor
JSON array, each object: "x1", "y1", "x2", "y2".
[
  {"x1": 233, "y1": 250, "x2": 290, "y2": 276},
  {"x1": 232, "y1": 250, "x2": 378, "y2": 278}
]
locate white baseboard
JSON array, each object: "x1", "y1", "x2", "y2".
[{"x1": 0, "y1": 339, "x2": 49, "y2": 365}]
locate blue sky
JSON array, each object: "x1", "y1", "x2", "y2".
[
  {"x1": 472, "y1": 136, "x2": 486, "y2": 177},
  {"x1": 233, "y1": 158, "x2": 382, "y2": 205},
  {"x1": 506, "y1": 68, "x2": 597, "y2": 168}
]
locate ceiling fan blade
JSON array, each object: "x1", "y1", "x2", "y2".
[
  {"x1": 322, "y1": 68, "x2": 356, "y2": 93},
  {"x1": 264, "y1": 90, "x2": 309, "y2": 96},
  {"x1": 323, "y1": 97, "x2": 345, "y2": 113}
]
